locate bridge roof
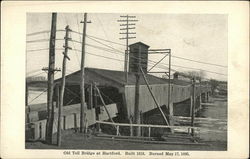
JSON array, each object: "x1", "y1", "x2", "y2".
[{"x1": 55, "y1": 67, "x2": 190, "y2": 87}]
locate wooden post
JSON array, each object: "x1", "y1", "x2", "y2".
[
  {"x1": 116, "y1": 126, "x2": 119, "y2": 136},
  {"x1": 140, "y1": 67, "x2": 170, "y2": 126},
  {"x1": 56, "y1": 85, "x2": 61, "y2": 146},
  {"x1": 134, "y1": 73, "x2": 141, "y2": 136},
  {"x1": 45, "y1": 12, "x2": 57, "y2": 144},
  {"x1": 80, "y1": 13, "x2": 88, "y2": 133},
  {"x1": 125, "y1": 15, "x2": 129, "y2": 83},
  {"x1": 94, "y1": 85, "x2": 115, "y2": 123},
  {"x1": 74, "y1": 113, "x2": 77, "y2": 132},
  {"x1": 93, "y1": 86, "x2": 100, "y2": 132},
  {"x1": 94, "y1": 84, "x2": 118, "y2": 133},
  {"x1": 26, "y1": 82, "x2": 28, "y2": 106},
  {"x1": 133, "y1": 44, "x2": 141, "y2": 137},
  {"x1": 168, "y1": 50, "x2": 171, "y2": 115},
  {"x1": 63, "y1": 116, "x2": 66, "y2": 130},
  {"x1": 140, "y1": 111, "x2": 144, "y2": 136},
  {"x1": 129, "y1": 116, "x2": 133, "y2": 137},
  {"x1": 57, "y1": 25, "x2": 71, "y2": 147},
  {"x1": 89, "y1": 84, "x2": 93, "y2": 109},
  {"x1": 148, "y1": 127, "x2": 151, "y2": 138},
  {"x1": 190, "y1": 96, "x2": 193, "y2": 117},
  {"x1": 191, "y1": 78, "x2": 195, "y2": 136}
]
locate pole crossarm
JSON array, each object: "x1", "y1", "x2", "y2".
[
  {"x1": 120, "y1": 23, "x2": 136, "y2": 26},
  {"x1": 118, "y1": 14, "x2": 139, "y2": 84},
  {"x1": 120, "y1": 15, "x2": 136, "y2": 18},
  {"x1": 120, "y1": 27, "x2": 135, "y2": 30},
  {"x1": 120, "y1": 32, "x2": 136, "y2": 34},
  {"x1": 119, "y1": 37, "x2": 136, "y2": 40},
  {"x1": 117, "y1": 20, "x2": 139, "y2": 22},
  {"x1": 42, "y1": 67, "x2": 61, "y2": 72},
  {"x1": 149, "y1": 49, "x2": 171, "y2": 51}
]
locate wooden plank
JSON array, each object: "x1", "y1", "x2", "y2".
[
  {"x1": 148, "y1": 127, "x2": 151, "y2": 138},
  {"x1": 96, "y1": 134, "x2": 152, "y2": 139},
  {"x1": 94, "y1": 136, "x2": 209, "y2": 146},
  {"x1": 201, "y1": 103, "x2": 217, "y2": 106},
  {"x1": 96, "y1": 121, "x2": 200, "y2": 130}
]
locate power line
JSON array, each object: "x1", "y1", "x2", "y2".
[
  {"x1": 26, "y1": 38, "x2": 65, "y2": 44},
  {"x1": 26, "y1": 29, "x2": 65, "y2": 37},
  {"x1": 26, "y1": 30, "x2": 51, "y2": 36},
  {"x1": 27, "y1": 71, "x2": 46, "y2": 78},
  {"x1": 86, "y1": 35, "x2": 124, "y2": 53},
  {"x1": 26, "y1": 39, "x2": 50, "y2": 43},
  {"x1": 86, "y1": 51, "x2": 124, "y2": 62},
  {"x1": 70, "y1": 37, "x2": 226, "y2": 76},
  {"x1": 69, "y1": 32, "x2": 81, "y2": 67},
  {"x1": 27, "y1": 69, "x2": 43, "y2": 75},
  {"x1": 26, "y1": 48, "x2": 50, "y2": 52},
  {"x1": 172, "y1": 55, "x2": 227, "y2": 68},
  {"x1": 70, "y1": 30, "x2": 125, "y2": 46},
  {"x1": 85, "y1": 35, "x2": 227, "y2": 70},
  {"x1": 87, "y1": 34, "x2": 125, "y2": 46},
  {"x1": 27, "y1": 34, "x2": 227, "y2": 77},
  {"x1": 28, "y1": 88, "x2": 48, "y2": 105},
  {"x1": 162, "y1": 63, "x2": 227, "y2": 76}
]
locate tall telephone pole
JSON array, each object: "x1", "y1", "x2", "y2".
[
  {"x1": 80, "y1": 13, "x2": 91, "y2": 133},
  {"x1": 57, "y1": 25, "x2": 71, "y2": 147},
  {"x1": 45, "y1": 12, "x2": 57, "y2": 144},
  {"x1": 118, "y1": 15, "x2": 138, "y2": 83},
  {"x1": 191, "y1": 77, "x2": 196, "y2": 136}
]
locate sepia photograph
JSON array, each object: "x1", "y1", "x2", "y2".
[
  {"x1": 1, "y1": 1, "x2": 249, "y2": 159},
  {"x1": 25, "y1": 13, "x2": 228, "y2": 151}
]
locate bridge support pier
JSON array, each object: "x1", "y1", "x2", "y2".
[
  {"x1": 206, "y1": 92, "x2": 209, "y2": 102},
  {"x1": 167, "y1": 102, "x2": 173, "y2": 126},
  {"x1": 198, "y1": 95, "x2": 202, "y2": 110}
]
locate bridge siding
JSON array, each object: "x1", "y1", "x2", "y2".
[{"x1": 124, "y1": 84, "x2": 210, "y2": 118}]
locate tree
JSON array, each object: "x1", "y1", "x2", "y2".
[
  {"x1": 184, "y1": 70, "x2": 206, "y2": 81},
  {"x1": 210, "y1": 79, "x2": 219, "y2": 95}
]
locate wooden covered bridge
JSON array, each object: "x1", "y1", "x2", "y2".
[{"x1": 26, "y1": 66, "x2": 211, "y2": 140}]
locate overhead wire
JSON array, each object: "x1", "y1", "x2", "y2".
[
  {"x1": 26, "y1": 25, "x2": 227, "y2": 77},
  {"x1": 172, "y1": 55, "x2": 227, "y2": 68},
  {"x1": 28, "y1": 88, "x2": 48, "y2": 105}
]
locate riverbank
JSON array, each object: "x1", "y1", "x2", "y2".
[
  {"x1": 26, "y1": 129, "x2": 226, "y2": 150},
  {"x1": 26, "y1": 94, "x2": 227, "y2": 150}
]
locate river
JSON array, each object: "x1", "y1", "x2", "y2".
[{"x1": 173, "y1": 95, "x2": 227, "y2": 142}]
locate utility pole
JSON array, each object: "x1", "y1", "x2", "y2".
[
  {"x1": 191, "y1": 77, "x2": 196, "y2": 136},
  {"x1": 168, "y1": 50, "x2": 171, "y2": 116},
  {"x1": 80, "y1": 13, "x2": 91, "y2": 133},
  {"x1": 57, "y1": 25, "x2": 71, "y2": 147},
  {"x1": 45, "y1": 12, "x2": 57, "y2": 144},
  {"x1": 118, "y1": 15, "x2": 138, "y2": 83},
  {"x1": 147, "y1": 49, "x2": 171, "y2": 121},
  {"x1": 25, "y1": 82, "x2": 28, "y2": 106},
  {"x1": 134, "y1": 45, "x2": 141, "y2": 136}
]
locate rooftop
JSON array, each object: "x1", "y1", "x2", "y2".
[{"x1": 55, "y1": 67, "x2": 191, "y2": 87}]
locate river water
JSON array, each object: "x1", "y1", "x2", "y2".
[
  {"x1": 173, "y1": 95, "x2": 227, "y2": 142},
  {"x1": 28, "y1": 89, "x2": 227, "y2": 142}
]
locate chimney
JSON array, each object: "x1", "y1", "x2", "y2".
[{"x1": 128, "y1": 42, "x2": 150, "y2": 73}]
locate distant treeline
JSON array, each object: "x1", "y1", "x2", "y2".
[
  {"x1": 26, "y1": 76, "x2": 47, "y2": 82},
  {"x1": 26, "y1": 76, "x2": 47, "y2": 88}
]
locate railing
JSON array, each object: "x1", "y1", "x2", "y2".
[{"x1": 96, "y1": 121, "x2": 200, "y2": 137}]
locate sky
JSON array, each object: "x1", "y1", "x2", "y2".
[{"x1": 26, "y1": 13, "x2": 228, "y2": 81}]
